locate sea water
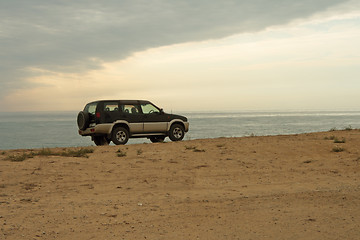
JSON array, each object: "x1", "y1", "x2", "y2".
[{"x1": 0, "y1": 111, "x2": 359, "y2": 150}]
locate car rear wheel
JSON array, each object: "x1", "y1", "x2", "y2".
[
  {"x1": 169, "y1": 124, "x2": 185, "y2": 141},
  {"x1": 112, "y1": 127, "x2": 129, "y2": 145},
  {"x1": 93, "y1": 136, "x2": 110, "y2": 146}
]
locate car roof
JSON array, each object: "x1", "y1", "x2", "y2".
[{"x1": 89, "y1": 100, "x2": 152, "y2": 105}]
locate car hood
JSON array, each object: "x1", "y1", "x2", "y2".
[{"x1": 169, "y1": 114, "x2": 188, "y2": 122}]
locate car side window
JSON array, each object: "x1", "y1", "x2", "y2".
[
  {"x1": 141, "y1": 103, "x2": 160, "y2": 114},
  {"x1": 121, "y1": 104, "x2": 141, "y2": 114},
  {"x1": 104, "y1": 102, "x2": 119, "y2": 112}
]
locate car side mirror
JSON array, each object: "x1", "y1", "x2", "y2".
[{"x1": 160, "y1": 108, "x2": 164, "y2": 114}]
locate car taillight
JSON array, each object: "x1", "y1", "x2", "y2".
[{"x1": 96, "y1": 112, "x2": 101, "y2": 118}]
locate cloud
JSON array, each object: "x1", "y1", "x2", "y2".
[{"x1": 0, "y1": 0, "x2": 353, "y2": 98}]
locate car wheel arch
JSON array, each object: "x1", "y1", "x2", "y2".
[
  {"x1": 109, "y1": 122, "x2": 130, "y2": 137},
  {"x1": 168, "y1": 120, "x2": 185, "y2": 132}
]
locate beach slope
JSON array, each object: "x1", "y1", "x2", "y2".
[{"x1": 1, "y1": 130, "x2": 360, "y2": 239}]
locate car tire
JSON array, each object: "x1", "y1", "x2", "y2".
[
  {"x1": 169, "y1": 124, "x2": 185, "y2": 141},
  {"x1": 93, "y1": 136, "x2": 110, "y2": 146},
  {"x1": 77, "y1": 111, "x2": 90, "y2": 130},
  {"x1": 150, "y1": 136, "x2": 165, "y2": 143},
  {"x1": 112, "y1": 127, "x2": 129, "y2": 145}
]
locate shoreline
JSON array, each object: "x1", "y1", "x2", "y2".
[
  {"x1": 1, "y1": 130, "x2": 360, "y2": 239},
  {"x1": 1, "y1": 129, "x2": 358, "y2": 151}
]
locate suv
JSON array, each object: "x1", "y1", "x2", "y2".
[{"x1": 77, "y1": 100, "x2": 189, "y2": 145}]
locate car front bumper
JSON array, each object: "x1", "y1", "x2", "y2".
[{"x1": 184, "y1": 122, "x2": 189, "y2": 132}]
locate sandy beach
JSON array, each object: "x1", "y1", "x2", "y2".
[{"x1": 1, "y1": 130, "x2": 359, "y2": 239}]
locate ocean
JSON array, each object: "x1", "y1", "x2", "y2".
[{"x1": 0, "y1": 111, "x2": 359, "y2": 150}]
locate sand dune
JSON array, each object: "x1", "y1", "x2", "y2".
[{"x1": 1, "y1": 130, "x2": 360, "y2": 239}]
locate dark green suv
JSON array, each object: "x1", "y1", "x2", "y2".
[{"x1": 77, "y1": 100, "x2": 189, "y2": 145}]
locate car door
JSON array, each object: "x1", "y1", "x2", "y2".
[
  {"x1": 119, "y1": 102, "x2": 143, "y2": 133},
  {"x1": 140, "y1": 102, "x2": 168, "y2": 133}
]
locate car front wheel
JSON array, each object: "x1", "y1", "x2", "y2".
[
  {"x1": 169, "y1": 124, "x2": 185, "y2": 141},
  {"x1": 112, "y1": 127, "x2": 129, "y2": 145}
]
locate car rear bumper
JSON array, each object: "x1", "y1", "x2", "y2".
[{"x1": 78, "y1": 124, "x2": 113, "y2": 136}]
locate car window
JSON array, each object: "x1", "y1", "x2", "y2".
[
  {"x1": 104, "y1": 102, "x2": 119, "y2": 112},
  {"x1": 84, "y1": 102, "x2": 97, "y2": 114},
  {"x1": 121, "y1": 104, "x2": 141, "y2": 114},
  {"x1": 141, "y1": 103, "x2": 160, "y2": 114}
]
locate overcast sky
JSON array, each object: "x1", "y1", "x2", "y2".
[{"x1": 1, "y1": 0, "x2": 359, "y2": 112}]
